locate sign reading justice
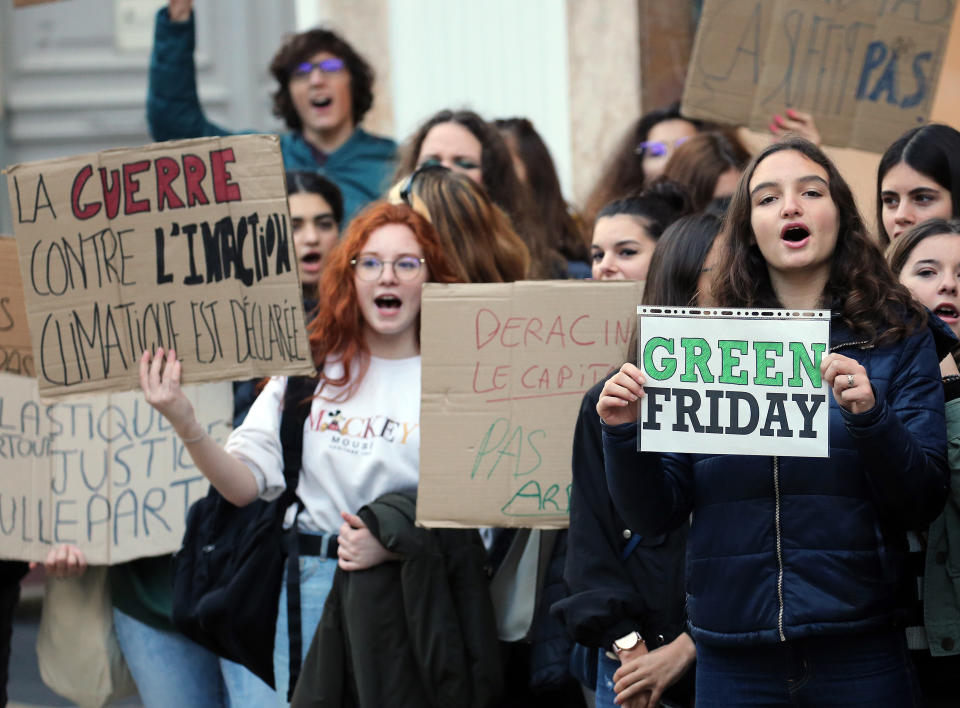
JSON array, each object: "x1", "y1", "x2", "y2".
[
  {"x1": 0, "y1": 371, "x2": 229, "y2": 564},
  {"x1": 638, "y1": 308, "x2": 830, "y2": 457},
  {"x1": 4, "y1": 135, "x2": 315, "y2": 397}
]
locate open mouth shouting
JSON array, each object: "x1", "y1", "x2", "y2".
[
  {"x1": 310, "y1": 96, "x2": 333, "y2": 110},
  {"x1": 780, "y1": 222, "x2": 811, "y2": 248},
  {"x1": 934, "y1": 302, "x2": 960, "y2": 324},
  {"x1": 299, "y1": 251, "x2": 322, "y2": 275},
  {"x1": 374, "y1": 294, "x2": 403, "y2": 314}
]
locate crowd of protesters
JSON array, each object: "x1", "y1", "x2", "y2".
[{"x1": 9, "y1": 1, "x2": 960, "y2": 707}]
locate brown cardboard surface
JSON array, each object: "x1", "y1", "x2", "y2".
[
  {"x1": 4, "y1": 135, "x2": 315, "y2": 397},
  {"x1": 931, "y1": 0, "x2": 960, "y2": 122},
  {"x1": 417, "y1": 280, "x2": 643, "y2": 529},
  {"x1": 0, "y1": 238, "x2": 35, "y2": 377},
  {"x1": 683, "y1": 0, "x2": 955, "y2": 152},
  {"x1": 0, "y1": 372, "x2": 230, "y2": 564},
  {"x1": 12, "y1": 0, "x2": 62, "y2": 6}
]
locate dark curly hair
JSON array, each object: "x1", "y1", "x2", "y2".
[
  {"x1": 269, "y1": 28, "x2": 374, "y2": 130},
  {"x1": 713, "y1": 136, "x2": 925, "y2": 346}
]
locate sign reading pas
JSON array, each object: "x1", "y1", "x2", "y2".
[
  {"x1": 638, "y1": 308, "x2": 830, "y2": 457},
  {"x1": 4, "y1": 135, "x2": 315, "y2": 397},
  {"x1": 681, "y1": 0, "x2": 956, "y2": 152}
]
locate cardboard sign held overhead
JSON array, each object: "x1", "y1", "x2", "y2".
[
  {"x1": 0, "y1": 238, "x2": 35, "y2": 378},
  {"x1": 418, "y1": 280, "x2": 643, "y2": 529},
  {"x1": 638, "y1": 308, "x2": 831, "y2": 457},
  {"x1": 0, "y1": 372, "x2": 230, "y2": 564},
  {"x1": 682, "y1": 0, "x2": 956, "y2": 152},
  {"x1": 4, "y1": 135, "x2": 315, "y2": 398}
]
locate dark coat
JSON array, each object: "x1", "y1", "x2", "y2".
[
  {"x1": 290, "y1": 493, "x2": 503, "y2": 708},
  {"x1": 603, "y1": 319, "x2": 950, "y2": 647},
  {"x1": 553, "y1": 378, "x2": 688, "y2": 652}
]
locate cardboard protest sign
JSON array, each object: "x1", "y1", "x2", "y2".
[
  {"x1": 0, "y1": 372, "x2": 230, "y2": 564},
  {"x1": 638, "y1": 307, "x2": 830, "y2": 457},
  {"x1": 682, "y1": 0, "x2": 956, "y2": 152},
  {"x1": 0, "y1": 238, "x2": 35, "y2": 377},
  {"x1": 418, "y1": 280, "x2": 644, "y2": 529},
  {"x1": 4, "y1": 135, "x2": 314, "y2": 398}
]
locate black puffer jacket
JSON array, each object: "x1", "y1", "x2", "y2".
[
  {"x1": 290, "y1": 493, "x2": 503, "y2": 708},
  {"x1": 604, "y1": 319, "x2": 950, "y2": 647},
  {"x1": 553, "y1": 378, "x2": 689, "y2": 653}
]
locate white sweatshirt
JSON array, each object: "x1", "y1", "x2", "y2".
[{"x1": 224, "y1": 355, "x2": 421, "y2": 533}]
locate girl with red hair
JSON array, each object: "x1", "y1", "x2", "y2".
[{"x1": 139, "y1": 202, "x2": 460, "y2": 701}]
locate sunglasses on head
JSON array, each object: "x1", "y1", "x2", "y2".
[
  {"x1": 290, "y1": 57, "x2": 345, "y2": 79},
  {"x1": 635, "y1": 136, "x2": 691, "y2": 157},
  {"x1": 399, "y1": 163, "x2": 451, "y2": 206}
]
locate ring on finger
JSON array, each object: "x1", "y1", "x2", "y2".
[{"x1": 846, "y1": 374, "x2": 855, "y2": 388}]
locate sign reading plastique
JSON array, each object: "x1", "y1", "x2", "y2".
[{"x1": 638, "y1": 307, "x2": 830, "y2": 457}]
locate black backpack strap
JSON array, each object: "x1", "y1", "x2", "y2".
[{"x1": 278, "y1": 374, "x2": 316, "y2": 700}]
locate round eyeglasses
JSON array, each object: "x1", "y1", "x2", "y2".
[{"x1": 350, "y1": 255, "x2": 425, "y2": 282}]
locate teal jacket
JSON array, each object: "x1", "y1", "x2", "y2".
[
  {"x1": 924, "y1": 392, "x2": 960, "y2": 656},
  {"x1": 146, "y1": 8, "x2": 397, "y2": 223}
]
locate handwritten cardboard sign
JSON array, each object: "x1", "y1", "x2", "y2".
[
  {"x1": 4, "y1": 135, "x2": 314, "y2": 398},
  {"x1": 418, "y1": 280, "x2": 644, "y2": 529},
  {"x1": 0, "y1": 238, "x2": 35, "y2": 378},
  {"x1": 0, "y1": 372, "x2": 230, "y2": 564},
  {"x1": 638, "y1": 307, "x2": 830, "y2": 457},
  {"x1": 682, "y1": 0, "x2": 956, "y2": 152}
]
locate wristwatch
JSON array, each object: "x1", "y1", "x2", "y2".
[{"x1": 612, "y1": 630, "x2": 644, "y2": 654}]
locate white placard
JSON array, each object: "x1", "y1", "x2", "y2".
[{"x1": 638, "y1": 307, "x2": 830, "y2": 458}]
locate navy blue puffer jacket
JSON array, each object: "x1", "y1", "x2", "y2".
[{"x1": 603, "y1": 319, "x2": 949, "y2": 647}]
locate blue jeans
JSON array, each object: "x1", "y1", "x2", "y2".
[
  {"x1": 596, "y1": 649, "x2": 619, "y2": 707},
  {"x1": 273, "y1": 553, "x2": 338, "y2": 705},
  {"x1": 113, "y1": 608, "x2": 275, "y2": 708},
  {"x1": 695, "y1": 630, "x2": 921, "y2": 707}
]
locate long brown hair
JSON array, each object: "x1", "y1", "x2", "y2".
[
  {"x1": 662, "y1": 131, "x2": 749, "y2": 212},
  {"x1": 308, "y1": 202, "x2": 460, "y2": 399},
  {"x1": 644, "y1": 212, "x2": 723, "y2": 307},
  {"x1": 396, "y1": 109, "x2": 563, "y2": 278},
  {"x1": 495, "y1": 117, "x2": 589, "y2": 261},
  {"x1": 713, "y1": 137, "x2": 925, "y2": 345},
  {"x1": 401, "y1": 166, "x2": 530, "y2": 283}
]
